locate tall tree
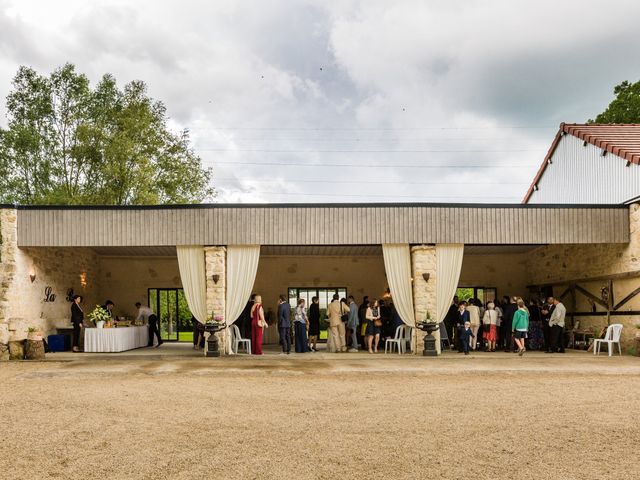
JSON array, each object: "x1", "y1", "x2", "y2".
[
  {"x1": 590, "y1": 79, "x2": 640, "y2": 124},
  {"x1": 0, "y1": 63, "x2": 214, "y2": 205}
]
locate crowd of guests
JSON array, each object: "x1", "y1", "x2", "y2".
[
  {"x1": 444, "y1": 295, "x2": 568, "y2": 356},
  {"x1": 234, "y1": 293, "x2": 405, "y2": 355}
]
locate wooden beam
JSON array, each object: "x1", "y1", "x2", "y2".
[
  {"x1": 613, "y1": 285, "x2": 640, "y2": 311},
  {"x1": 557, "y1": 285, "x2": 573, "y2": 301},
  {"x1": 569, "y1": 310, "x2": 640, "y2": 317},
  {"x1": 527, "y1": 270, "x2": 640, "y2": 289},
  {"x1": 573, "y1": 284, "x2": 608, "y2": 309}
]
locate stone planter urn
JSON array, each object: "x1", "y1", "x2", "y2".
[
  {"x1": 204, "y1": 322, "x2": 227, "y2": 357},
  {"x1": 96, "y1": 321, "x2": 105, "y2": 329},
  {"x1": 415, "y1": 321, "x2": 440, "y2": 356}
]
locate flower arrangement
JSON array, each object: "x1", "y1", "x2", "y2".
[
  {"x1": 88, "y1": 305, "x2": 111, "y2": 326},
  {"x1": 27, "y1": 326, "x2": 43, "y2": 341},
  {"x1": 206, "y1": 314, "x2": 225, "y2": 325},
  {"x1": 417, "y1": 311, "x2": 436, "y2": 325}
]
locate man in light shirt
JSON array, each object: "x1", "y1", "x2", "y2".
[
  {"x1": 136, "y1": 302, "x2": 163, "y2": 348},
  {"x1": 326, "y1": 294, "x2": 349, "y2": 352},
  {"x1": 547, "y1": 298, "x2": 566, "y2": 353}
]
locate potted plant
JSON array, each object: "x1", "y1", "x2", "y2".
[
  {"x1": 27, "y1": 326, "x2": 43, "y2": 341},
  {"x1": 88, "y1": 305, "x2": 111, "y2": 329}
]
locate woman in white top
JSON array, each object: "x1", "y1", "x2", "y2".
[
  {"x1": 482, "y1": 302, "x2": 499, "y2": 352},
  {"x1": 466, "y1": 299, "x2": 481, "y2": 351}
]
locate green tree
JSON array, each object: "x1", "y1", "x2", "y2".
[
  {"x1": 589, "y1": 79, "x2": 640, "y2": 124},
  {"x1": 0, "y1": 63, "x2": 214, "y2": 205}
]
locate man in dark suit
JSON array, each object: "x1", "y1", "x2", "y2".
[
  {"x1": 71, "y1": 295, "x2": 84, "y2": 352},
  {"x1": 236, "y1": 295, "x2": 256, "y2": 342},
  {"x1": 444, "y1": 296, "x2": 459, "y2": 350},
  {"x1": 541, "y1": 297, "x2": 555, "y2": 352},
  {"x1": 277, "y1": 294, "x2": 291, "y2": 354},
  {"x1": 502, "y1": 297, "x2": 518, "y2": 352}
]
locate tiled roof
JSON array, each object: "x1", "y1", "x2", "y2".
[{"x1": 522, "y1": 123, "x2": 640, "y2": 203}]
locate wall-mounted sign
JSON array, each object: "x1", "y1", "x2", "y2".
[
  {"x1": 66, "y1": 288, "x2": 75, "y2": 302},
  {"x1": 43, "y1": 286, "x2": 56, "y2": 303}
]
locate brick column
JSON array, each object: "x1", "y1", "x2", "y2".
[
  {"x1": 411, "y1": 245, "x2": 438, "y2": 354},
  {"x1": 205, "y1": 246, "x2": 227, "y2": 354}
]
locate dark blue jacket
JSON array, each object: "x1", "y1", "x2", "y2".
[
  {"x1": 456, "y1": 310, "x2": 470, "y2": 328},
  {"x1": 278, "y1": 302, "x2": 291, "y2": 328},
  {"x1": 459, "y1": 327, "x2": 474, "y2": 341}
]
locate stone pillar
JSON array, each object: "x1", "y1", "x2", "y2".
[
  {"x1": 0, "y1": 209, "x2": 18, "y2": 326},
  {"x1": 205, "y1": 246, "x2": 227, "y2": 354},
  {"x1": 411, "y1": 245, "x2": 438, "y2": 354}
]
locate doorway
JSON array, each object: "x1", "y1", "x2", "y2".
[
  {"x1": 148, "y1": 288, "x2": 193, "y2": 342},
  {"x1": 456, "y1": 286, "x2": 497, "y2": 305},
  {"x1": 288, "y1": 287, "x2": 347, "y2": 341}
]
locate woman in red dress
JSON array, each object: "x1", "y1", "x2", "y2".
[{"x1": 251, "y1": 295, "x2": 268, "y2": 355}]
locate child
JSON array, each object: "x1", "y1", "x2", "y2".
[{"x1": 460, "y1": 320, "x2": 474, "y2": 355}]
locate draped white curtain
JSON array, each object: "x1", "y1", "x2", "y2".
[
  {"x1": 435, "y1": 244, "x2": 465, "y2": 352},
  {"x1": 382, "y1": 244, "x2": 416, "y2": 327},
  {"x1": 225, "y1": 245, "x2": 260, "y2": 328},
  {"x1": 176, "y1": 245, "x2": 208, "y2": 324},
  {"x1": 436, "y1": 244, "x2": 465, "y2": 323}
]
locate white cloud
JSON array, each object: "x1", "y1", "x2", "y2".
[{"x1": 1, "y1": 0, "x2": 639, "y2": 203}]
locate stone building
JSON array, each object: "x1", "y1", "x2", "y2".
[
  {"x1": 1, "y1": 123, "x2": 639, "y2": 356},
  {"x1": 0, "y1": 203, "x2": 634, "y2": 354}
]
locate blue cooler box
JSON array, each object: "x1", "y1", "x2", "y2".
[{"x1": 48, "y1": 334, "x2": 66, "y2": 352}]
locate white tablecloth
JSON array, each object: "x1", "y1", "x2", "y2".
[{"x1": 84, "y1": 326, "x2": 149, "y2": 353}]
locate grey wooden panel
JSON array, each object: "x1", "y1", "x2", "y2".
[{"x1": 13, "y1": 205, "x2": 630, "y2": 246}]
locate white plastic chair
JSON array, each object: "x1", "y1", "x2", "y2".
[
  {"x1": 402, "y1": 325, "x2": 414, "y2": 354},
  {"x1": 385, "y1": 326, "x2": 405, "y2": 354},
  {"x1": 593, "y1": 324, "x2": 623, "y2": 357},
  {"x1": 232, "y1": 324, "x2": 251, "y2": 355}
]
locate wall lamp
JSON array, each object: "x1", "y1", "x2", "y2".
[
  {"x1": 29, "y1": 272, "x2": 36, "y2": 283},
  {"x1": 212, "y1": 274, "x2": 220, "y2": 284},
  {"x1": 422, "y1": 273, "x2": 430, "y2": 283}
]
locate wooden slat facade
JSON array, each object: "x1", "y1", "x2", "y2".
[{"x1": 11, "y1": 204, "x2": 630, "y2": 247}]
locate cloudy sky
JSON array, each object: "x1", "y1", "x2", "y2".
[{"x1": 1, "y1": 0, "x2": 639, "y2": 203}]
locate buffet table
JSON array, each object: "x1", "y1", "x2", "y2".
[{"x1": 84, "y1": 326, "x2": 149, "y2": 353}]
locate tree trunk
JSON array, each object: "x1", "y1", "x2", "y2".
[
  {"x1": 8, "y1": 341, "x2": 25, "y2": 360},
  {"x1": 0, "y1": 343, "x2": 9, "y2": 361},
  {"x1": 25, "y1": 340, "x2": 45, "y2": 360}
]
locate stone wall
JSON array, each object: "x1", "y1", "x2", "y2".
[
  {"x1": 459, "y1": 253, "x2": 529, "y2": 299},
  {"x1": 526, "y1": 204, "x2": 640, "y2": 352},
  {"x1": 1, "y1": 209, "x2": 100, "y2": 341},
  {"x1": 99, "y1": 256, "x2": 181, "y2": 317}
]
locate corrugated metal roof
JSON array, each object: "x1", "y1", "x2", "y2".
[
  {"x1": 523, "y1": 123, "x2": 640, "y2": 203},
  {"x1": 13, "y1": 205, "x2": 629, "y2": 246}
]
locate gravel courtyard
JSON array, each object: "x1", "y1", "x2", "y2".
[{"x1": 1, "y1": 350, "x2": 639, "y2": 480}]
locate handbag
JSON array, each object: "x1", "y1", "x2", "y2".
[{"x1": 372, "y1": 307, "x2": 382, "y2": 327}]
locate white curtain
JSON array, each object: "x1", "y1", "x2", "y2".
[
  {"x1": 225, "y1": 244, "x2": 260, "y2": 329},
  {"x1": 382, "y1": 244, "x2": 416, "y2": 327},
  {"x1": 176, "y1": 245, "x2": 208, "y2": 324},
  {"x1": 435, "y1": 244, "x2": 465, "y2": 353}
]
